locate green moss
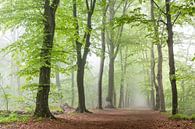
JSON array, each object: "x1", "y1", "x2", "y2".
[
  {"x1": 0, "y1": 113, "x2": 30, "y2": 124},
  {"x1": 169, "y1": 114, "x2": 191, "y2": 120},
  {"x1": 191, "y1": 114, "x2": 195, "y2": 120}
]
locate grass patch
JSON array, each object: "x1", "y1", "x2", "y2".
[
  {"x1": 191, "y1": 114, "x2": 195, "y2": 121},
  {"x1": 0, "y1": 113, "x2": 30, "y2": 124},
  {"x1": 169, "y1": 114, "x2": 191, "y2": 120}
]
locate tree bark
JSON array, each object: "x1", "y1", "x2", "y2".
[
  {"x1": 151, "y1": 0, "x2": 166, "y2": 112},
  {"x1": 150, "y1": 0, "x2": 160, "y2": 110},
  {"x1": 34, "y1": 0, "x2": 59, "y2": 118},
  {"x1": 73, "y1": 0, "x2": 96, "y2": 113},
  {"x1": 97, "y1": 1, "x2": 107, "y2": 109},
  {"x1": 165, "y1": 0, "x2": 178, "y2": 115},
  {"x1": 157, "y1": 44, "x2": 166, "y2": 112},
  {"x1": 106, "y1": 56, "x2": 115, "y2": 108},
  {"x1": 118, "y1": 47, "x2": 127, "y2": 108},
  {"x1": 150, "y1": 43, "x2": 157, "y2": 110},
  {"x1": 105, "y1": 0, "x2": 127, "y2": 108}
]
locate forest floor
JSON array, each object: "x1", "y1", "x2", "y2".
[{"x1": 0, "y1": 108, "x2": 194, "y2": 129}]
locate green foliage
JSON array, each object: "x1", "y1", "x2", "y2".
[
  {"x1": 169, "y1": 114, "x2": 191, "y2": 120},
  {"x1": 114, "y1": 8, "x2": 151, "y2": 27},
  {"x1": 0, "y1": 113, "x2": 30, "y2": 124},
  {"x1": 191, "y1": 114, "x2": 195, "y2": 120},
  {"x1": 170, "y1": 114, "x2": 195, "y2": 121}
]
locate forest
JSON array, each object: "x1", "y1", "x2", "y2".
[{"x1": 0, "y1": 0, "x2": 195, "y2": 129}]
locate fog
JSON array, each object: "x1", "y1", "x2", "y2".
[{"x1": 0, "y1": 23, "x2": 195, "y2": 110}]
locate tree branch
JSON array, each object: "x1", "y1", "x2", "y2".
[
  {"x1": 158, "y1": 19, "x2": 167, "y2": 25},
  {"x1": 152, "y1": 0, "x2": 166, "y2": 15},
  {"x1": 172, "y1": 11, "x2": 181, "y2": 26},
  {"x1": 86, "y1": 0, "x2": 90, "y2": 11}
]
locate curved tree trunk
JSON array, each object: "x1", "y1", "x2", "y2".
[{"x1": 34, "y1": 0, "x2": 59, "y2": 118}]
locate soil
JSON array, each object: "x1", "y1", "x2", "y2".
[{"x1": 0, "y1": 109, "x2": 194, "y2": 129}]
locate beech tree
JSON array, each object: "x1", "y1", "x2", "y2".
[
  {"x1": 97, "y1": 0, "x2": 108, "y2": 109},
  {"x1": 73, "y1": 0, "x2": 96, "y2": 113},
  {"x1": 34, "y1": 0, "x2": 60, "y2": 118}
]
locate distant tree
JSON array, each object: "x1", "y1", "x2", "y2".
[
  {"x1": 97, "y1": 0, "x2": 108, "y2": 110},
  {"x1": 105, "y1": 0, "x2": 128, "y2": 108},
  {"x1": 150, "y1": 0, "x2": 160, "y2": 111}
]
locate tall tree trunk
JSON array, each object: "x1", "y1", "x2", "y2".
[
  {"x1": 150, "y1": 0, "x2": 161, "y2": 110},
  {"x1": 125, "y1": 86, "x2": 129, "y2": 108},
  {"x1": 106, "y1": 56, "x2": 115, "y2": 108},
  {"x1": 150, "y1": 43, "x2": 157, "y2": 110},
  {"x1": 157, "y1": 44, "x2": 166, "y2": 112},
  {"x1": 105, "y1": 0, "x2": 115, "y2": 108},
  {"x1": 118, "y1": 48, "x2": 126, "y2": 108},
  {"x1": 76, "y1": 63, "x2": 87, "y2": 112},
  {"x1": 71, "y1": 70, "x2": 75, "y2": 107},
  {"x1": 97, "y1": 1, "x2": 107, "y2": 109},
  {"x1": 34, "y1": 0, "x2": 59, "y2": 118},
  {"x1": 165, "y1": 0, "x2": 178, "y2": 115},
  {"x1": 73, "y1": 0, "x2": 96, "y2": 113},
  {"x1": 105, "y1": 0, "x2": 127, "y2": 108},
  {"x1": 150, "y1": 0, "x2": 166, "y2": 112}
]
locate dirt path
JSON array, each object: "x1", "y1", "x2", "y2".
[{"x1": 1, "y1": 109, "x2": 194, "y2": 129}]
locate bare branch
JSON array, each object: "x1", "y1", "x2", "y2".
[
  {"x1": 172, "y1": 11, "x2": 181, "y2": 25},
  {"x1": 86, "y1": 0, "x2": 90, "y2": 10},
  {"x1": 158, "y1": 19, "x2": 167, "y2": 25},
  {"x1": 152, "y1": 0, "x2": 166, "y2": 15}
]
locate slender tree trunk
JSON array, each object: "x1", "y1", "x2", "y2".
[
  {"x1": 150, "y1": 0, "x2": 166, "y2": 111},
  {"x1": 118, "y1": 49, "x2": 126, "y2": 108},
  {"x1": 150, "y1": 0, "x2": 161, "y2": 110},
  {"x1": 165, "y1": 0, "x2": 178, "y2": 115},
  {"x1": 34, "y1": 0, "x2": 59, "y2": 118},
  {"x1": 150, "y1": 43, "x2": 156, "y2": 110},
  {"x1": 125, "y1": 86, "x2": 128, "y2": 108},
  {"x1": 71, "y1": 70, "x2": 75, "y2": 107},
  {"x1": 97, "y1": 1, "x2": 107, "y2": 109},
  {"x1": 106, "y1": 0, "x2": 127, "y2": 108}
]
